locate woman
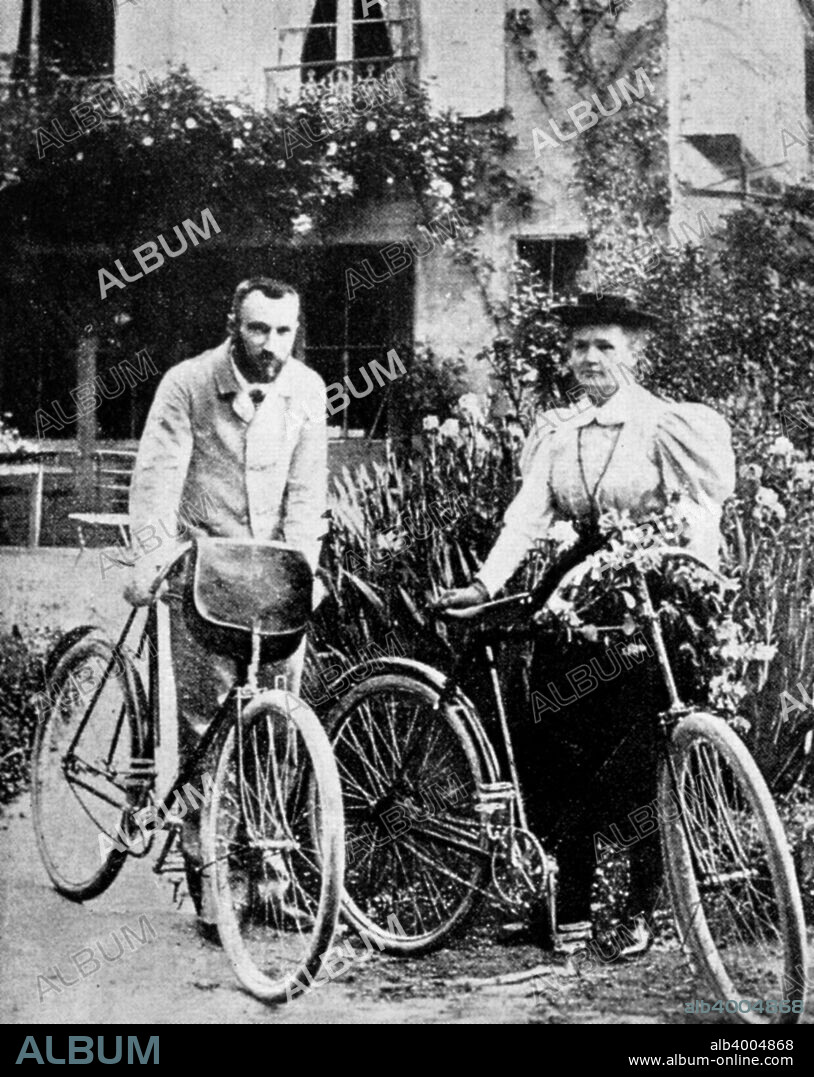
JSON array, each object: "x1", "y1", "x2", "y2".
[{"x1": 437, "y1": 293, "x2": 736, "y2": 952}]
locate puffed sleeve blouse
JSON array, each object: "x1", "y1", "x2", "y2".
[{"x1": 476, "y1": 382, "x2": 736, "y2": 597}]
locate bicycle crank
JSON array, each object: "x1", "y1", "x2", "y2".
[{"x1": 490, "y1": 827, "x2": 551, "y2": 910}]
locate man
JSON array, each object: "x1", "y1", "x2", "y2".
[{"x1": 126, "y1": 277, "x2": 327, "y2": 933}]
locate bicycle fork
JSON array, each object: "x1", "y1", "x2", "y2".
[{"x1": 484, "y1": 644, "x2": 530, "y2": 833}]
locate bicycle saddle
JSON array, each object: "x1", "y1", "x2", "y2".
[{"x1": 192, "y1": 538, "x2": 312, "y2": 636}]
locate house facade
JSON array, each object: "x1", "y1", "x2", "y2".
[{"x1": 1, "y1": 0, "x2": 812, "y2": 447}]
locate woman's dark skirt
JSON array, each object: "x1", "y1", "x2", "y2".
[{"x1": 520, "y1": 629, "x2": 671, "y2": 924}]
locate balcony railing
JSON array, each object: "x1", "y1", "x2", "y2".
[{"x1": 266, "y1": 55, "x2": 417, "y2": 110}]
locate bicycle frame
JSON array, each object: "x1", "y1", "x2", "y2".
[
  {"x1": 55, "y1": 540, "x2": 277, "y2": 871},
  {"x1": 438, "y1": 547, "x2": 721, "y2": 839}
]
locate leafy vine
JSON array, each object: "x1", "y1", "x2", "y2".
[{"x1": 510, "y1": 1, "x2": 671, "y2": 275}]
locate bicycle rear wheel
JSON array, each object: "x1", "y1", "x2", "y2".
[
  {"x1": 660, "y1": 712, "x2": 807, "y2": 1024},
  {"x1": 325, "y1": 673, "x2": 489, "y2": 955},
  {"x1": 202, "y1": 692, "x2": 344, "y2": 1004},
  {"x1": 31, "y1": 628, "x2": 147, "y2": 901}
]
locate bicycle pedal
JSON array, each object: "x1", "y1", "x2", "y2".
[{"x1": 153, "y1": 852, "x2": 186, "y2": 876}]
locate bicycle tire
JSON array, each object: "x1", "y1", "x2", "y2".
[
  {"x1": 324, "y1": 672, "x2": 489, "y2": 956},
  {"x1": 659, "y1": 712, "x2": 807, "y2": 1025},
  {"x1": 201, "y1": 691, "x2": 344, "y2": 1004},
  {"x1": 31, "y1": 628, "x2": 148, "y2": 901}
]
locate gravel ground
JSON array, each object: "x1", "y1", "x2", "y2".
[
  {"x1": 2, "y1": 549, "x2": 812, "y2": 1025},
  {"x1": 2, "y1": 802, "x2": 812, "y2": 1026}
]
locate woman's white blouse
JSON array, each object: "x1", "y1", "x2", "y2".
[{"x1": 477, "y1": 383, "x2": 736, "y2": 597}]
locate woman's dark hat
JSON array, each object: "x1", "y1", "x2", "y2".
[{"x1": 549, "y1": 293, "x2": 662, "y2": 329}]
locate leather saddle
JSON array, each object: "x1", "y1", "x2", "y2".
[{"x1": 185, "y1": 538, "x2": 313, "y2": 663}]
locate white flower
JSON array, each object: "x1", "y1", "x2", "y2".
[
  {"x1": 769, "y1": 436, "x2": 794, "y2": 457},
  {"x1": 226, "y1": 104, "x2": 242, "y2": 119},
  {"x1": 326, "y1": 141, "x2": 339, "y2": 157},
  {"x1": 291, "y1": 213, "x2": 314, "y2": 236},
  {"x1": 428, "y1": 177, "x2": 454, "y2": 200},
  {"x1": 457, "y1": 393, "x2": 485, "y2": 424},
  {"x1": 185, "y1": 117, "x2": 198, "y2": 130},
  {"x1": 546, "y1": 594, "x2": 571, "y2": 619},
  {"x1": 232, "y1": 137, "x2": 245, "y2": 151},
  {"x1": 422, "y1": 415, "x2": 440, "y2": 432},
  {"x1": 141, "y1": 136, "x2": 154, "y2": 146},
  {"x1": 365, "y1": 121, "x2": 377, "y2": 132},
  {"x1": 439, "y1": 418, "x2": 461, "y2": 440},
  {"x1": 548, "y1": 521, "x2": 579, "y2": 549},
  {"x1": 748, "y1": 643, "x2": 777, "y2": 663},
  {"x1": 739, "y1": 463, "x2": 763, "y2": 482},
  {"x1": 390, "y1": 129, "x2": 401, "y2": 141},
  {"x1": 754, "y1": 486, "x2": 787, "y2": 521},
  {"x1": 376, "y1": 531, "x2": 404, "y2": 558},
  {"x1": 756, "y1": 486, "x2": 780, "y2": 508}
]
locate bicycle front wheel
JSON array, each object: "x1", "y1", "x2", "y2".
[
  {"x1": 31, "y1": 628, "x2": 147, "y2": 901},
  {"x1": 660, "y1": 712, "x2": 807, "y2": 1024},
  {"x1": 202, "y1": 692, "x2": 344, "y2": 1004},
  {"x1": 325, "y1": 673, "x2": 489, "y2": 956}
]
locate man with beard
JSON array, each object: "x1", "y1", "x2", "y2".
[{"x1": 125, "y1": 277, "x2": 327, "y2": 934}]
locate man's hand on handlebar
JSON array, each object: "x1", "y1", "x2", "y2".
[
  {"x1": 124, "y1": 571, "x2": 168, "y2": 608},
  {"x1": 433, "y1": 580, "x2": 490, "y2": 611}
]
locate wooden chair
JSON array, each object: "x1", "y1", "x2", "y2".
[{"x1": 69, "y1": 449, "x2": 135, "y2": 551}]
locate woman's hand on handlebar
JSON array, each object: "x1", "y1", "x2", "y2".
[{"x1": 433, "y1": 580, "x2": 490, "y2": 611}]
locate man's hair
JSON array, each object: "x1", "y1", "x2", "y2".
[{"x1": 231, "y1": 277, "x2": 299, "y2": 321}]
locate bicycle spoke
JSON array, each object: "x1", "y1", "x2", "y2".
[
  {"x1": 34, "y1": 636, "x2": 142, "y2": 896},
  {"x1": 667, "y1": 723, "x2": 798, "y2": 1012},
  {"x1": 332, "y1": 679, "x2": 485, "y2": 950},
  {"x1": 208, "y1": 702, "x2": 341, "y2": 1001}
]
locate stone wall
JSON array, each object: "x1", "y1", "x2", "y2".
[{"x1": 668, "y1": 0, "x2": 809, "y2": 238}]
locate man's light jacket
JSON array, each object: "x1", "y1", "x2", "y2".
[{"x1": 129, "y1": 340, "x2": 328, "y2": 573}]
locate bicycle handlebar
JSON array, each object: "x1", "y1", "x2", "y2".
[
  {"x1": 434, "y1": 591, "x2": 534, "y2": 624},
  {"x1": 147, "y1": 540, "x2": 194, "y2": 602},
  {"x1": 433, "y1": 544, "x2": 726, "y2": 629}
]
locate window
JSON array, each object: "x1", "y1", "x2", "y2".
[
  {"x1": 12, "y1": 0, "x2": 114, "y2": 84},
  {"x1": 517, "y1": 238, "x2": 587, "y2": 297},
  {"x1": 268, "y1": 0, "x2": 417, "y2": 105},
  {"x1": 301, "y1": 244, "x2": 413, "y2": 438},
  {"x1": 683, "y1": 133, "x2": 783, "y2": 198}
]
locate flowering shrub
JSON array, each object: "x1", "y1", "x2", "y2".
[
  {"x1": 388, "y1": 343, "x2": 470, "y2": 433},
  {"x1": 721, "y1": 435, "x2": 814, "y2": 792},
  {"x1": 310, "y1": 408, "x2": 524, "y2": 681},
  {"x1": 2, "y1": 68, "x2": 530, "y2": 246}
]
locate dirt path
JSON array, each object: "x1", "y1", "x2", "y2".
[{"x1": 3, "y1": 803, "x2": 811, "y2": 1026}]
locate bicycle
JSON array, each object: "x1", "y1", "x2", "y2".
[
  {"x1": 319, "y1": 532, "x2": 808, "y2": 1025},
  {"x1": 31, "y1": 538, "x2": 344, "y2": 1004}
]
